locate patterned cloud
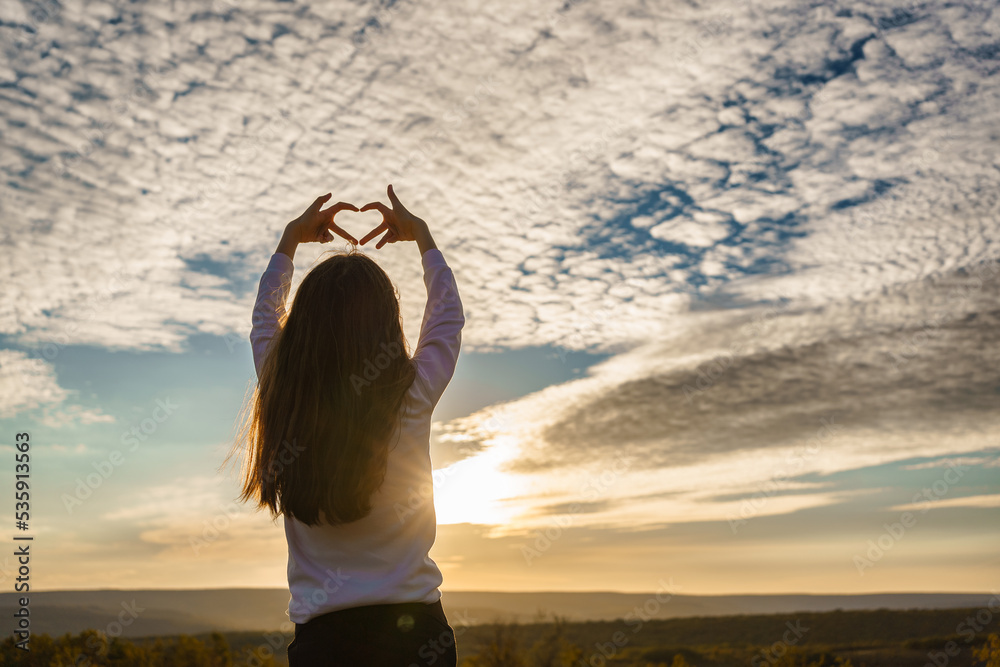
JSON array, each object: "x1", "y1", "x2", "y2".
[{"x1": 2, "y1": 0, "x2": 996, "y2": 359}]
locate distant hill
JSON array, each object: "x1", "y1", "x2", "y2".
[{"x1": 1, "y1": 589, "x2": 992, "y2": 638}]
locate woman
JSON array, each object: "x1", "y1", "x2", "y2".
[{"x1": 231, "y1": 185, "x2": 464, "y2": 666}]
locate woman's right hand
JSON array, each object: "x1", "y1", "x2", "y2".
[{"x1": 359, "y1": 184, "x2": 428, "y2": 249}]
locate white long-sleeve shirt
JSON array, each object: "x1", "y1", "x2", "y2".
[{"x1": 249, "y1": 247, "x2": 465, "y2": 624}]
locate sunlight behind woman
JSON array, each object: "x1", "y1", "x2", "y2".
[{"x1": 433, "y1": 435, "x2": 527, "y2": 529}]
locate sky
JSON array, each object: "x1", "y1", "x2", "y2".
[{"x1": 0, "y1": 0, "x2": 998, "y2": 598}]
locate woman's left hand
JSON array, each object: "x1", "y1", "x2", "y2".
[
  {"x1": 276, "y1": 194, "x2": 359, "y2": 261},
  {"x1": 287, "y1": 194, "x2": 360, "y2": 245}
]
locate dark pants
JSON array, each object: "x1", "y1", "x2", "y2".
[{"x1": 287, "y1": 599, "x2": 458, "y2": 667}]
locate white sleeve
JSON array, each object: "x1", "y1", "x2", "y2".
[
  {"x1": 249, "y1": 252, "x2": 294, "y2": 380},
  {"x1": 410, "y1": 248, "x2": 465, "y2": 408}
]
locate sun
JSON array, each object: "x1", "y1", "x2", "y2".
[{"x1": 432, "y1": 435, "x2": 526, "y2": 528}]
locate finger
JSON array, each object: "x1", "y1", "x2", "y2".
[
  {"x1": 360, "y1": 221, "x2": 388, "y2": 245},
  {"x1": 320, "y1": 229, "x2": 333, "y2": 243},
  {"x1": 330, "y1": 201, "x2": 359, "y2": 213},
  {"x1": 329, "y1": 223, "x2": 358, "y2": 245},
  {"x1": 376, "y1": 230, "x2": 394, "y2": 249},
  {"x1": 387, "y1": 184, "x2": 408, "y2": 213},
  {"x1": 360, "y1": 201, "x2": 389, "y2": 214},
  {"x1": 310, "y1": 193, "x2": 332, "y2": 212},
  {"x1": 377, "y1": 229, "x2": 399, "y2": 249}
]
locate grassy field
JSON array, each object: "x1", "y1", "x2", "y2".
[
  {"x1": 3, "y1": 606, "x2": 998, "y2": 666},
  {"x1": 453, "y1": 607, "x2": 1000, "y2": 667}
]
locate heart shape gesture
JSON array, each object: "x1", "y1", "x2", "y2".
[
  {"x1": 322, "y1": 207, "x2": 388, "y2": 244},
  {"x1": 283, "y1": 185, "x2": 425, "y2": 260}
]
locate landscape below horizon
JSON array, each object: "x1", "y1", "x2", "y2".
[{"x1": 3, "y1": 588, "x2": 996, "y2": 638}]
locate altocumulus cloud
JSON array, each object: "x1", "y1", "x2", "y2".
[{"x1": 0, "y1": 0, "x2": 998, "y2": 545}]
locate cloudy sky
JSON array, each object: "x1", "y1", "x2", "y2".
[{"x1": 1, "y1": 0, "x2": 998, "y2": 597}]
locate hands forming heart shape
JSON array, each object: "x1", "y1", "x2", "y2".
[{"x1": 292, "y1": 184, "x2": 425, "y2": 251}]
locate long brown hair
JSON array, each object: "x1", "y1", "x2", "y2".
[{"x1": 229, "y1": 248, "x2": 417, "y2": 526}]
